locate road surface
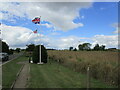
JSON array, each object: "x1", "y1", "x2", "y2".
[{"x1": 1, "y1": 52, "x2": 24, "y2": 66}]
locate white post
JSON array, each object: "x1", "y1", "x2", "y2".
[
  {"x1": 39, "y1": 45, "x2": 41, "y2": 63},
  {"x1": 87, "y1": 67, "x2": 90, "y2": 89}
]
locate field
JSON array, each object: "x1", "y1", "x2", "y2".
[
  {"x1": 28, "y1": 61, "x2": 114, "y2": 88},
  {"x1": 2, "y1": 50, "x2": 119, "y2": 88},
  {"x1": 48, "y1": 50, "x2": 119, "y2": 87}
]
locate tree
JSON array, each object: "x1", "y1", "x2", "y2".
[
  {"x1": 32, "y1": 45, "x2": 47, "y2": 63},
  {"x1": 15, "y1": 48, "x2": 21, "y2": 53},
  {"x1": 82, "y1": 43, "x2": 91, "y2": 50},
  {"x1": 69, "y1": 47, "x2": 73, "y2": 51},
  {"x1": 93, "y1": 44, "x2": 100, "y2": 51},
  {"x1": 9, "y1": 49, "x2": 14, "y2": 55},
  {"x1": 73, "y1": 48, "x2": 77, "y2": 51},
  {"x1": 1, "y1": 40, "x2": 9, "y2": 53},
  {"x1": 100, "y1": 45, "x2": 105, "y2": 51},
  {"x1": 78, "y1": 44, "x2": 83, "y2": 51},
  {"x1": 78, "y1": 43, "x2": 91, "y2": 51},
  {"x1": 93, "y1": 44, "x2": 106, "y2": 51},
  {"x1": 26, "y1": 44, "x2": 35, "y2": 52}
]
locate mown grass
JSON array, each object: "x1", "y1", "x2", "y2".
[
  {"x1": 2, "y1": 55, "x2": 28, "y2": 88},
  {"x1": 28, "y1": 61, "x2": 115, "y2": 88}
]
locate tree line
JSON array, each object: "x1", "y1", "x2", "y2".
[
  {"x1": 69, "y1": 43, "x2": 107, "y2": 51},
  {"x1": 1, "y1": 40, "x2": 22, "y2": 54}
]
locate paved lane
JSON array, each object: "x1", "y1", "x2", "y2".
[{"x1": 1, "y1": 52, "x2": 24, "y2": 66}]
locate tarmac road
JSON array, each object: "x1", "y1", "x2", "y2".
[{"x1": 1, "y1": 52, "x2": 24, "y2": 66}]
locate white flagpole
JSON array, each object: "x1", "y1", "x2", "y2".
[
  {"x1": 39, "y1": 16, "x2": 42, "y2": 64},
  {"x1": 39, "y1": 45, "x2": 41, "y2": 63}
]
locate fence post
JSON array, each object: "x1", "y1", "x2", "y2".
[{"x1": 87, "y1": 66, "x2": 90, "y2": 89}]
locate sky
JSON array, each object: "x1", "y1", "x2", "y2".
[{"x1": 0, "y1": 1, "x2": 119, "y2": 49}]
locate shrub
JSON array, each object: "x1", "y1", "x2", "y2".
[{"x1": 32, "y1": 45, "x2": 47, "y2": 63}]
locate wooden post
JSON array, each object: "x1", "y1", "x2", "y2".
[
  {"x1": 58, "y1": 59, "x2": 60, "y2": 72},
  {"x1": 87, "y1": 66, "x2": 90, "y2": 89}
]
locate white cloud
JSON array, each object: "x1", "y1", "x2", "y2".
[
  {"x1": 1, "y1": 24, "x2": 32, "y2": 48},
  {"x1": 0, "y1": 2, "x2": 92, "y2": 31},
  {"x1": 50, "y1": 32, "x2": 61, "y2": 35},
  {"x1": 41, "y1": 23, "x2": 53, "y2": 28},
  {"x1": 0, "y1": 24, "x2": 87, "y2": 49},
  {"x1": 1, "y1": 24, "x2": 119, "y2": 49},
  {"x1": 91, "y1": 34, "x2": 118, "y2": 48},
  {"x1": 46, "y1": 36, "x2": 84, "y2": 49},
  {"x1": 112, "y1": 23, "x2": 120, "y2": 34}
]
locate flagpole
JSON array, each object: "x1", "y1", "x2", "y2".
[{"x1": 39, "y1": 16, "x2": 42, "y2": 64}]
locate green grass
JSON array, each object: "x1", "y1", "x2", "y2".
[
  {"x1": 2, "y1": 55, "x2": 28, "y2": 88},
  {"x1": 28, "y1": 61, "x2": 115, "y2": 88}
]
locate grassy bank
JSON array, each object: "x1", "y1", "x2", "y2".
[
  {"x1": 28, "y1": 61, "x2": 115, "y2": 88},
  {"x1": 2, "y1": 55, "x2": 28, "y2": 88}
]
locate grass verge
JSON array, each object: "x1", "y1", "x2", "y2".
[
  {"x1": 28, "y1": 61, "x2": 115, "y2": 88},
  {"x1": 2, "y1": 55, "x2": 28, "y2": 88}
]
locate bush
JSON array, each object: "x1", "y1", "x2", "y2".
[
  {"x1": 32, "y1": 45, "x2": 47, "y2": 63},
  {"x1": 8, "y1": 49, "x2": 14, "y2": 55}
]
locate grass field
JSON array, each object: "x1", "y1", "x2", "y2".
[
  {"x1": 2, "y1": 55, "x2": 28, "y2": 88},
  {"x1": 28, "y1": 61, "x2": 115, "y2": 88},
  {"x1": 48, "y1": 50, "x2": 119, "y2": 87}
]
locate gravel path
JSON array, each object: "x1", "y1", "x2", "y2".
[{"x1": 13, "y1": 61, "x2": 30, "y2": 88}]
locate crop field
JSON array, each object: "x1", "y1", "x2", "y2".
[{"x1": 47, "y1": 50, "x2": 120, "y2": 87}]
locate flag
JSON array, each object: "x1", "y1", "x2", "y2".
[
  {"x1": 32, "y1": 17, "x2": 40, "y2": 24},
  {"x1": 33, "y1": 30, "x2": 37, "y2": 33}
]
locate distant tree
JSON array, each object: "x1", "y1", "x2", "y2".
[
  {"x1": 21, "y1": 49, "x2": 25, "y2": 51},
  {"x1": 69, "y1": 47, "x2": 73, "y2": 51},
  {"x1": 99, "y1": 45, "x2": 106, "y2": 51},
  {"x1": 78, "y1": 43, "x2": 91, "y2": 51},
  {"x1": 73, "y1": 48, "x2": 77, "y2": 51},
  {"x1": 9, "y1": 49, "x2": 14, "y2": 55},
  {"x1": 15, "y1": 48, "x2": 21, "y2": 53},
  {"x1": 1, "y1": 40, "x2": 9, "y2": 53},
  {"x1": 93, "y1": 44, "x2": 106, "y2": 51},
  {"x1": 82, "y1": 43, "x2": 91, "y2": 50},
  {"x1": 26, "y1": 44, "x2": 35, "y2": 52},
  {"x1": 78, "y1": 44, "x2": 83, "y2": 51},
  {"x1": 93, "y1": 44, "x2": 100, "y2": 51}
]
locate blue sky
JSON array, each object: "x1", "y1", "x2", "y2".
[{"x1": 0, "y1": 2, "x2": 119, "y2": 49}]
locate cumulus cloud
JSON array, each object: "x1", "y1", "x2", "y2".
[
  {"x1": 0, "y1": 24, "x2": 88, "y2": 49},
  {"x1": 1, "y1": 24, "x2": 33, "y2": 48},
  {"x1": 41, "y1": 23, "x2": 53, "y2": 28},
  {"x1": 112, "y1": 23, "x2": 120, "y2": 34},
  {"x1": 91, "y1": 34, "x2": 118, "y2": 48},
  {"x1": 0, "y1": 2, "x2": 92, "y2": 31},
  {"x1": 0, "y1": 24, "x2": 49, "y2": 48},
  {"x1": 1, "y1": 24, "x2": 119, "y2": 49}
]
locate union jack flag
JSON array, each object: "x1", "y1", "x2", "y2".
[
  {"x1": 33, "y1": 30, "x2": 37, "y2": 33},
  {"x1": 32, "y1": 17, "x2": 40, "y2": 24}
]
